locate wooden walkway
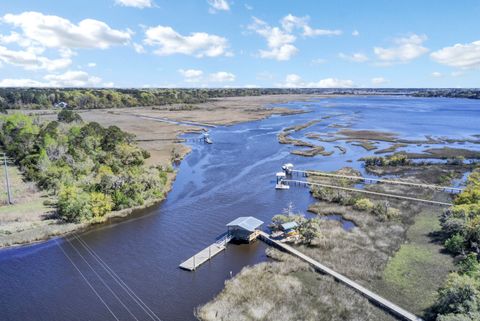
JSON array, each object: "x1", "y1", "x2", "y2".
[
  {"x1": 179, "y1": 235, "x2": 232, "y2": 271},
  {"x1": 283, "y1": 179, "x2": 453, "y2": 206},
  {"x1": 291, "y1": 169, "x2": 463, "y2": 193},
  {"x1": 258, "y1": 231, "x2": 423, "y2": 321}
]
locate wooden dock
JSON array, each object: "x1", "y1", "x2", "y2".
[
  {"x1": 282, "y1": 179, "x2": 453, "y2": 206},
  {"x1": 179, "y1": 234, "x2": 232, "y2": 271},
  {"x1": 290, "y1": 169, "x2": 463, "y2": 193},
  {"x1": 258, "y1": 231, "x2": 423, "y2": 321}
]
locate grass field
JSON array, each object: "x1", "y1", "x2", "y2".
[{"x1": 381, "y1": 211, "x2": 455, "y2": 315}]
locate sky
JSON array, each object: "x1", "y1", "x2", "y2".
[{"x1": 0, "y1": 0, "x2": 479, "y2": 88}]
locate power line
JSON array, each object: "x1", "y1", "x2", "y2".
[
  {"x1": 74, "y1": 234, "x2": 162, "y2": 321},
  {"x1": 68, "y1": 239, "x2": 141, "y2": 321},
  {"x1": 55, "y1": 239, "x2": 120, "y2": 321}
]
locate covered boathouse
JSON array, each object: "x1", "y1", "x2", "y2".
[{"x1": 226, "y1": 216, "x2": 264, "y2": 243}]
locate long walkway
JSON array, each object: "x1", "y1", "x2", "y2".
[
  {"x1": 291, "y1": 169, "x2": 463, "y2": 193},
  {"x1": 258, "y1": 231, "x2": 423, "y2": 321},
  {"x1": 283, "y1": 179, "x2": 453, "y2": 206}
]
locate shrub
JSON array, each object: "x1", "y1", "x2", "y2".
[
  {"x1": 89, "y1": 192, "x2": 113, "y2": 219},
  {"x1": 58, "y1": 109, "x2": 82, "y2": 123},
  {"x1": 57, "y1": 185, "x2": 91, "y2": 222},
  {"x1": 353, "y1": 198, "x2": 374, "y2": 211},
  {"x1": 445, "y1": 234, "x2": 466, "y2": 255}
]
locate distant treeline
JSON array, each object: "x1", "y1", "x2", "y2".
[
  {"x1": 412, "y1": 89, "x2": 480, "y2": 100},
  {"x1": 0, "y1": 88, "x2": 322, "y2": 111},
  {"x1": 0, "y1": 88, "x2": 478, "y2": 111}
]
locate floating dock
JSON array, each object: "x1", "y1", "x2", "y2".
[{"x1": 179, "y1": 234, "x2": 232, "y2": 271}]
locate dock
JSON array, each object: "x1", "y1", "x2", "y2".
[
  {"x1": 179, "y1": 234, "x2": 232, "y2": 271},
  {"x1": 258, "y1": 231, "x2": 423, "y2": 321}
]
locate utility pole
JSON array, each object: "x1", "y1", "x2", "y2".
[{"x1": 2, "y1": 153, "x2": 12, "y2": 205}]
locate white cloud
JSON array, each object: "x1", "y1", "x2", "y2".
[
  {"x1": 0, "y1": 45, "x2": 71, "y2": 71},
  {"x1": 432, "y1": 71, "x2": 443, "y2": 78},
  {"x1": 207, "y1": 0, "x2": 230, "y2": 13},
  {"x1": 339, "y1": 52, "x2": 368, "y2": 62},
  {"x1": 209, "y1": 71, "x2": 235, "y2": 82},
  {"x1": 248, "y1": 17, "x2": 297, "y2": 61},
  {"x1": 0, "y1": 78, "x2": 46, "y2": 87},
  {"x1": 278, "y1": 74, "x2": 354, "y2": 88},
  {"x1": 371, "y1": 77, "x2": 389, "y2": 85},
  {"x1": 178, "y1": 69, "x2": 203, "y2": 82},
  {"x1": 44, "y1": 70, "x2": 102, "y2": 87},
  {"x1": 248, "y1": 15, "x2": 340, "y2": 61},
  {"x1": 259, "y1": 44, "x2": 298, "y2": 61},
  {"x1": 431, "y1": 40, "x2": 480, "y2": 69},
  {"x1": 144, "y1": 25, "x2": 230, "y2": 57},
  {"x1": 281, "y1": 14, "x2": 341, "y2": 37},
  {"x1": 244, "y1": 4, "x2": 253, "y2": 10},
  {"x1": 374, "y1": 34, "x2": 428, "y2": 64},
  {"x1": 115, "y1": 0, "x2": 153, "y2": 8},
  {"x1": 352, "y1": 30, "x2": 360, "y2": 36},
  {"x1": 1, "y1": 12, "x2": 132, "y2": 50},
  {"x1": 87, "y1": 62, "x2": 96, "y2": 67},
  {"x1": 0, "y1": 70, "x2": 104, "y2": 87}
]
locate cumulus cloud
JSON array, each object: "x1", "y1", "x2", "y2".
[
  {"x1": 352, "y1": 30, "x2": 360, "y2": 36},
  {"x1": 207, "y1": 0, "x2": 230, "y2": 13},
  {"x1": 248, "y1": 15, "x2": 340, "y2": 61},
  {"x1": 281, "y1": 14, "x2": 341, "y2": 37},
  {"x1": 431, "y1": 40, "x2": 480, "y2": 69},
  {"x1": 0, "y1": 45, "x2": 71, "y2": 71},
  {"x1": 374, "y1": 34, "x2": 428, "y2": 64},
  {"x1": 178, "y1": 68, "x2": 203, "y2": 82},
  {"x1": 432, "y1": 71, "x2": 443, "y2": 78},
  {"x1": 1, "y1": 12, "x2": 132, "y2": 49},
  {"x1": 144, "y1": 25, "x2": 230, "y2": 57},
  {"x1": 0, "y1": 70, "x2": 104, "y2": 87},
  {"x1": 0, "y1": 78, "x2": 46, "y2": 87},
  {"x1": 338, "y1": 52, "x2": 368, "y2": 62},
  {"x1": 371, "y1": 77, "x2": 389, "y2": 85},
  {"x1": 115, "y1": 0, "x2": 153, "y2": 8},
  {"x1": 44, "y1": 70, "x2": 102, "y2": 87},
  {"x1": 87, "y1": 62, "x2": 96, "y2": 67},
  {"x1": 248, "y1": 17, "x2": 297, "y2": 61},
  {"x1": 278, "y1": 74, "x2": 354, "y2": 88},
  {"x1": 209, "y1": 71, "x2": 235, "y2": 82},
  {"x1": 178, "y1": 69, "x2": 235, "y2": 84},
  {"x1": 133, "y1": 43, "x2": 146, "y2": 54}
]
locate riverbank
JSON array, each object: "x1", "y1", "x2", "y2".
[{"x1": 0, "y1": 94, "x2": 324, "y2": 249}]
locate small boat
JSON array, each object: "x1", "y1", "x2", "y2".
[{"x1": 205, "y1": 137, "x2": 213, "y2": 144}]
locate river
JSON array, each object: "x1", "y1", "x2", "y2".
[{"x1": 1, "y1": 96, "x2": 480, "y2": 321}]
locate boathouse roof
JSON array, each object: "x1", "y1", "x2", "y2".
[
  {"x1": 281, "y1": 221, "x2": 299, "y2": 230},
  {"x1": 226, "y1": 216, "x2": 263, "y2": 232}
]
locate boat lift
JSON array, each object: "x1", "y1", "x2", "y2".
[{"x1": 203, "y1": 133, "x2": 213, "y2": 144}]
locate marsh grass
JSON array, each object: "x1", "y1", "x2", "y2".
[{"x1": 197, "y1": 248, "x2": 395, "y2": 321}]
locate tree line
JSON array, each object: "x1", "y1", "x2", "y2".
[
  {"x1": 0, "y1": 110, "x2": 170, "y2": 223},
  {"x1": 428, "y1": 168, "x2": 480, "y2": 320}
]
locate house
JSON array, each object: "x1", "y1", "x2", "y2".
[
  {"x1": 226, "y1": 216, "x2": 264, "y2": 243},
  {"x1": 54, "y1": 101, "x2": 68, "y2": 109}
]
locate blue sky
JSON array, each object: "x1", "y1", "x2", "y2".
[{"x1": 0, "y1": 0, "x2": 479, "y2": 88}]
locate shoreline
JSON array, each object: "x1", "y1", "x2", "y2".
[{"x1": 0, "y1": 94, "x2": 326, "y2": 250}]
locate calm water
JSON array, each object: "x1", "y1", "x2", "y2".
[{"x1": 1, "y1": 96, "x2": 480, "y2": 321}]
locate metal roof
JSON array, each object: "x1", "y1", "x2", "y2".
[
  {"x1": 281, "y1": 221, "x2": 299, "y2": 230},
  {"x1": 226, "y1": 216, "x2": 264, "y2": 232}
]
